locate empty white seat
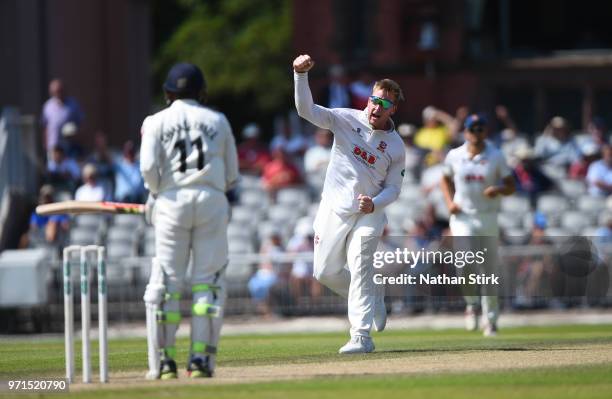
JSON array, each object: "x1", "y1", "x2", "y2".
[
  {"x1": 106, "y1": 226, "x2": 137, "y2": 243},
  {"x1": 558, "y1": 179, "x2": 586, "y2": 198},
  {"x1": 75, "y1": 214, "x2": 104, "y2": 230},
  {"x1": 503, "y1": 227, "x2": 530, "y2": 245},
  {"x1": 582, "y1": 226, "x2": 601, "y2": 237},
  {"x1": 544, "y1": 227, "x2": 571, "y2": 243},
  {"x1": 598, "y1": 211, "x2": 612, "y2": 227},
  {"x1": 560, "y1": 211, "x2": 595, "y2": 234},
  {"x1": 276, "y1": 188, "x2": 311, "y2": 209},
  {"x1": 501, "y1": 196, "x2": 531, "y2": 213},
  {"x1": 106, "y1": 243, "x2": 134, "y2": 259},
  {"x1": 267, "y1": 204, "x2": 300, "y2": 223},
  {"x1": 498, "y1": 213, "x2": 523, "y2": 229},
  {"x1": 112, "y1": 214, "x2": 143, "y2": 228},
  {"x1": 240, "y1": 188, "x2": 269, "y2": 209},
  {"x1": 537, "y1": 194, "x2": 569, "y2": 214},
  {"x1": 231, "y1": 205, "x2": 259, "y2": 226},
  {"x1": 69, "y1": 227, "x2": 98, "y2": 246},
  {"x1": 577, "y1": 195, "x2": 607, "y2": 214},
  {"x1": 240, "y1": 175, "x2": 262, "y2": 190},
  {"x1": 228, "y1": 240, "x2": 254, "y2": 254}
]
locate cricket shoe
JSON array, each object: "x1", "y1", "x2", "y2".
[
  {"x1": 338, "y1": 336, "x2": 375, "y2": 354},
  {"x1": 464, "y1": 306, "x2": 478, "y2": 331},
  {"x1": 483, "y1": 322, "x2": 498, "y2": 337},
  {"x1": 159, "y1": 359, "x2": 178, "y2": 380},
  {"x1": 187, "y1": 356, "x2": 213, "y2": 378},
  {"x1": 373, "y1": 294, "x2": 387, "y2": 332}
]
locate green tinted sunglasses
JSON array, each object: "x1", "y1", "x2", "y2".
[{"x1": 369, "y1": 96, "x2": 394, "y2": 110}]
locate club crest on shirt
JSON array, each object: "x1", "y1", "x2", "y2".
[{"x1": 376, "y1": 141, "x2": 387, "y2": 153}]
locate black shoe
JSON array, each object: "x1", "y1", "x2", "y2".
[
  {"x1": 160, "y1": 359, "x2": 178, "y2": 380},
  {"x1": 187, "y1": 356, "x2": 213, "y2": 378}
]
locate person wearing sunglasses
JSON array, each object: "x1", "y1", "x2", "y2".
[
  {"x1": 293, "y1": 54, "x2": 406, "y2": 354},
  {"x1": 440, "y1": 113, "x2": 515, "y2": 337}
]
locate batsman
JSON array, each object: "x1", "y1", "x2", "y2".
[{"x1": 140, "y1": 62, "x2": 239, "y2": 379}]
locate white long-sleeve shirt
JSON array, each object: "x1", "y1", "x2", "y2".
[
  {"x1": 443, "y1": 141, "x2": 512, "y2": 215},
  {"x1": 140, "y1": 99, "x2": 240, "y2": 195},
  {"x1": 294, "y1": 72, "x2": 405, "y2": 215}
]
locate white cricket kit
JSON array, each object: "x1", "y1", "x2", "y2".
[
  {"x1": 295, "y1": 72, "x2": 405, "y2": 338},
  {"x1": 443, "y1": 140, "x2": 511, "y2": 324},
  {"x1": 140, "y1": 98, "x2": 239, "y2": 375}
]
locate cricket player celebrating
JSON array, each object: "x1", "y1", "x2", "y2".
[
  {"x1": 140, "y1": 63, "x2": 239, "y2": 379},
  {"x1": 293, "y1": 54, "x2": 405, "y2": 353},
  {"x1": 440, "y1": 114, "x2": 515, "y2": 336}
]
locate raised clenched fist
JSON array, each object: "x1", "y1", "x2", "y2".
[{"x1": 293, "y1": 54, "x2": 315, "y2": 73}]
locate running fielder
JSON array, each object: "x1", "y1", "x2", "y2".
[
  {"x1": 141, "y1": 63, "x2": 239, "y2": 379},
  {"x1": 441, "y1": 114, "x2": 515, "y2": 336},
  {"x1": 293, "y1": 54, "x2": 405, "y2": 353}
]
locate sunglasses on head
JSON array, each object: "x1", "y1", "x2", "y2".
[{"x1": 369, "y1": 96, "x2": 394, "y2": 110}]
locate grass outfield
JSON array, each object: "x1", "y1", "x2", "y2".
[{"x1": 0, "y1": 324, "x2": 611, "y2": 398}]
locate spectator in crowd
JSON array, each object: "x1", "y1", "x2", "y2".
[
  {"x1": 576, "y1": 116, "x2": 608, "y2": 152},
  {"x1": 270, "y1": 114, "x2": 309, "y2": 163},
  {"x1": 319, "y1": 64, "x2": 352, "y2": 109},
  {"x1": 287, "y1": 218, "x2": 322, "y2": 303},
  {"x1": 114, "y1": 140, "x2": 145, "y2": 203},
  {"x1": 304, "y1": 128, "x2": 332, "y2": 192},
  {"x1": 420, "y1": 150, "x2": 448, "y2": 218},
  {"x1": 75, "y1": 163, "x2": 111, "y2": 202},
  {"x1": 349, "y1": 70, "x2": 374, "y2": 110},
  {"x1": 19, "y1": 185, "x2": 70, "y2": 249},
  {"x1": 569, "y1": 141, "x2": 600, "y2": 180},
  {"x1": 534, "y1": 116, "x2": 581, "y2": 171},
  {"x1": 397, "y1": 123, "x2": 424, "y2": 179},
  {"x1": 86, "y1": 131, "x2": 115, "y2": 196},
  {"x1": 46, "y1": 145, "x2": 81, "y2": 192},
  {"x1": 41, "y1": 78, "x2": 84, "y2": 164},
  {"x1": 61, "y1": 122, "x2": 85, "y2": 161},
  {"x1": 492, "y1": 105, "x2": 529, "y2": 168},
  {"x1": 414, "y1": 106, "x2": 459, "y2": 165},
  {"x1": 586, "y1": 143, "x2": 612, "y2": 197},
  {"x1": 262, "y1": 149, "x2": 302, "y2": 199},
  {"x1": 247, "y1": 231, "x2": 285, "y2": 318},
  {"x1": 514, "y1": 212, "x2": 554, "y2": 308},
  {"x1": 237, "y1": 123, "x2": 271, "y2": 176},
  {"x1": 512, "y1": 147, "x2": 555, "y2": 205}
]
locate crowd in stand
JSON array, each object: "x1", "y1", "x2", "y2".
[
  {"x1": 21, "y1": 75, "x2": 612, "y2": 317},
  {"x1": 21, "y1": 79, "x2": 146, "y2": 251}
]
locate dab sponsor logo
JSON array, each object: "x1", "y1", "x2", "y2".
[
  {"x1": 376, "y1": 141, "x2": 387, "y2": 153},
  {"x1": 353, "y1": 145, "x2": 377, "y2": 167},
  {"x1": 464, "y1": 174, "x2": 485, "y2": 182}
]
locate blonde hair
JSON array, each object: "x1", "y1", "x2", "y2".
[{"x1": 373, "y1": 79, "x2": 404, "y2": 103}]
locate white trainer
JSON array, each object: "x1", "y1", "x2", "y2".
[
  {"x1": 465, "y1": 306, "x2": 478, "y2": 331},
  {"x1": 338, "y1": 336, "x2": 375, "y2": 354},
  {"x1": 373, "y1": 294, "x2": 387, "y2": 332}
]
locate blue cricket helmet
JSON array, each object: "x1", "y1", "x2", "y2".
[{"x1": 163, "y1": 63, "x2": 206, "y2": 95}]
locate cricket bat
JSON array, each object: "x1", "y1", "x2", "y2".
[{"x1": 36, "y1": 201, "x2": 145, "y2": 216}]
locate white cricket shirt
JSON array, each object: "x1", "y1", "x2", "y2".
[
  {"x1": 443, "y1": 141, "x2": 512, "y2": 214},
  {"x1": 294, "y1": 72, "x2": 405, "y2": 215},
  {"x1": 140, "y1": 99, "x2": 240, "y2": 195}
]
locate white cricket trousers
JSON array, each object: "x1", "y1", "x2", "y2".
[
  {"x1": 449, "y1": 212, "x2": 500, "y2": 324},
  {"x1": 313, "y1": 199, "x2": 386, "y2": 338},
  {"x1": 154, "y1": 186, "x2": 229, "y2": 357}
]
